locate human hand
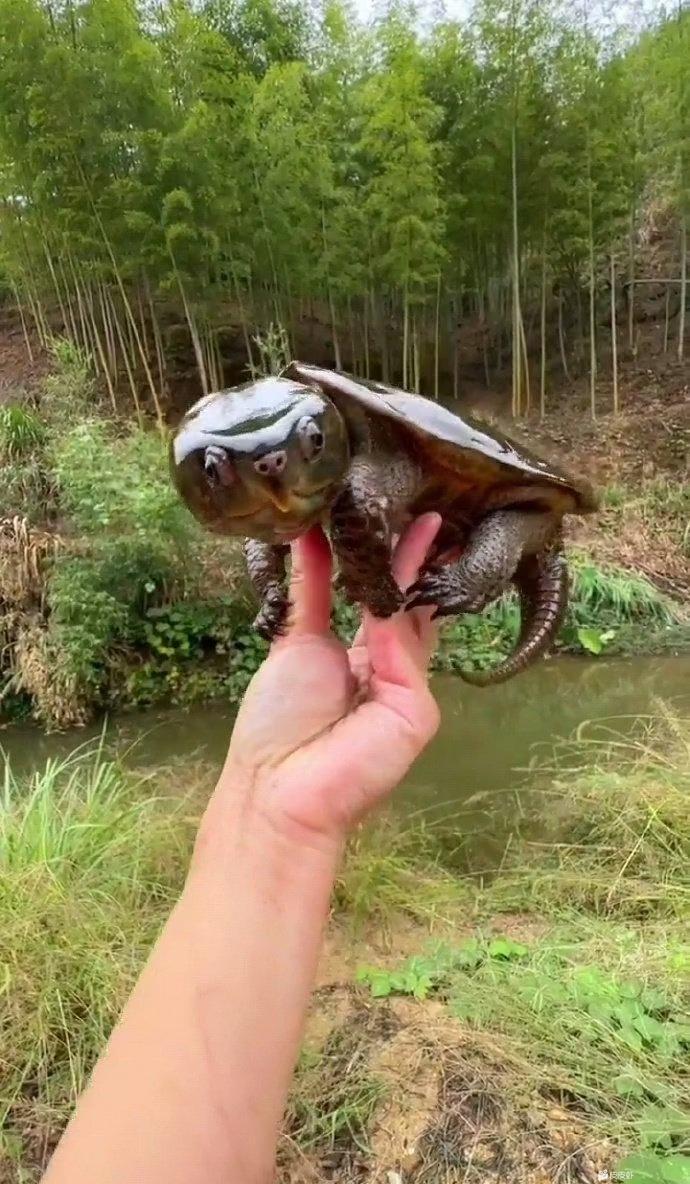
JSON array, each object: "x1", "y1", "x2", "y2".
[{"x1": 205, "y1": 514, "x2": 442, "y2": 852}]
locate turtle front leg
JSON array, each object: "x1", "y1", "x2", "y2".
[
  {"x1": 244, "y1": 539, "x2": 290, "y2": 640},
  {"x1": 406, "y1": 508, "x2": 558, "y2": 616},
  {"x1": 330, "y1": 460, "x2": 403, "y2": 619}
]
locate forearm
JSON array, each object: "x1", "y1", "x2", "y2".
[{"x1": 43, "y1": 766, "x2": 342, "y2": 1184}]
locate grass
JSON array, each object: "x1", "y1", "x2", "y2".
[
  {"x1": 1, "y1": 711, "x2": 689, "y2": 1180},
  {"x1": 0, "y1": 741, "x2": 195, "y2": 1177},
  {"x1": 345, "y1": 711, "x2": 690, "y2": 1179}
]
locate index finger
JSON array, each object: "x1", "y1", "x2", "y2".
[{"x1": 283, "y1": 525, "x2": 333, "y2": 638}]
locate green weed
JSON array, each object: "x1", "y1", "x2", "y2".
[
  {"x1": 357, "y1": 926, "x2": 690, "y2": 1154},
  {"x1": 0, "y1": 745, "x2": 195, "y2": 1171},
  {"x1": 287, "y1": 1024, "x2": 385, "y2": 1159},
  {"x1": 0, "y1": 404, "x2": 44, "y2": 460}
]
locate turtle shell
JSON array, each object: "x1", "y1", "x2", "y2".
[{"x1": 282, "y1": 361, "x2": 598, "y2": 515}]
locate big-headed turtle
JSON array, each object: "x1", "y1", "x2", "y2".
[{"x1": 171, "y1": 362, "x2": 598, "y2": 684}]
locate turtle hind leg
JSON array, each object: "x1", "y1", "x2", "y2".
[
  {"x1": 460, "y1": 547, "x2": 568, "y2": 686},
  {"x1": 406, "y1": 508, "x2": 566, "y2": 685},
  {"x1": 406, "y1": 508, "x2": 554, "y2": 616},
  {"x1": 244, "y1": 539, "x2": 290, "y2": 640}
]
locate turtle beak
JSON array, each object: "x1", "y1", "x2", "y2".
[{"x1": 264, "y1": 482, "x2": 293, "y2": 514}]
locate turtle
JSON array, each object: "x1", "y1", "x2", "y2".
[{"x1": 171, "y1": 361, "x2": 599, "y2": 685}]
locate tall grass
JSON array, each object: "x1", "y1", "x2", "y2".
[
  {"x1": 0, "y1": 744, "x2": 194, "y2": 1176},
  {"x1": 0, "y1": 404, "x2": 44, "y2": 461},
  {"x1": 569, "y1": 556, "x2": 678, "y2": 626},
  {"x1": 1, "y1": 714, "x2": 688, "y2": 1177}
]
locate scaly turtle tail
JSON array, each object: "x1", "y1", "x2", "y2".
[{"x1": 459, "y1": 546, "x2": 569, "y2": 686}]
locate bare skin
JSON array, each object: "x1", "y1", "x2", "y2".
[{"x1": 42, "y1": 514, "x2": 442, "y2": 1184}]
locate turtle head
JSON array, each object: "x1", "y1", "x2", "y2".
[{"x1": 171, "y1": 377, "x2": 350, "y2": 541}]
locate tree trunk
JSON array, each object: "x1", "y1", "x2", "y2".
[
  {"x1": 347, "y1": 295, "x2": 357, "y2": 375},
  {"x1": 663, "y1": 286, "x2": 670, "y2": 353},
  {"x1": 98, "y1": 282, "x2": 117, "y2": 377},
  {"x1": 363, "y1": 295, "x2": 371, "y2": 379},
  {"x1": 78, "y1": 165, "x2": 163, "y2": 426},
  {"x1": 433, "y1": 272, "x2": 441, "y2": 401},
  {"x1": 511, "y1": 121, "x2": 522, "y2": 418},
  {"x1": 610, "y1": 251, "x2": 619, "y2": 415},
  {"x1": 321, "y1": 207, "x2": 342, "y2": 371},
  {"x1": 137, "y1": 284, "x2": 150, "y2": 358},
  {"x1": 11, "y1": 280, "x2": 34, "y2": 362},
  {"x1": 107, "y1": 287, "x2": 143, "y2": 425},
  {"x1": 412, "y1": 315, "x2": 420, "y2": 393},
  {"x1": 57, "y1": 254, "x2": 81, "y2": 347},
  {"x1": 518, "y1": 306, "x2": 531, "y2": 416},
  {"x1": 587, "y1": 172, "x2": 597, "y2": 419},
  {"x1": 557, "y1": 292, "x2": 570, "y2": 381},
  {"x1": 42, "y1": 240, "x2": 69, "y2": 336},
  {"x1": 144, "y1": 273, "x2": 168, "y2": 398},
  {"x1": 402, "y1": 284, "x2": 409, "y2": 389},
  {"x1": 628, "y1": 199, "x2": 636, "y2": 353},
  {"x1": 678, "y1": 213, "x2": 687, "y2": 363},
  {"x1": 376, "y1": 292, "x2": 389, "y2": 383},
  {"x1": 449, "y1": 302, "x2": 459, "y2": 400},
  {"x1": 83, "y1": 281, "x2": 118, "y2": 414},
  {"x1": 539, "y1": 243, "x2": 547, "y2": 419},
  {"x1": 171, "y1": 252, "x2": 208, "y2": 397}
]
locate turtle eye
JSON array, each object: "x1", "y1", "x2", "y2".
[
  {"x1": 296, "y1": 416, "x2": 325, "y2": 461},
  {"x1": 204, "y1": 445, "x2": 235, "y2": 488}
]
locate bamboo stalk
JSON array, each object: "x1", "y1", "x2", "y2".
[
  {"x1": 144, "y1": 272, "x2": 168, "y2": 398},
  {"x1": 322, "y1": 206, "x2": 342, "y2": 370},
  {"x1": 518, "y1": 305, "x2": 531, "y2": 416},
  {"x1": 628, "y1": 199, "x2": 636, "y2": 352},
  {"x1": 434, "y1": 272, "x2": 441, "y2": 401},
  {"x1": 11, "y1": 280, "x2": 34, "y2": 363},
  {"x1": 678, "y1": 212, "x2": 687, "y2": 363},
  {"x1": 557, "y1": 292, "x2": 570, "y2": 381},
  {"x1": 57, "y1": 252, "x2": 81, "y2": 348},
  {"x1": 610, "y1": 251, "x2": 619, "y2": 415},
  {"x1": 82, "y1": 277, "x2": 118, "y2": 414},
  {"x1": 170, "y1": 249, "x2": 209, "y2": 397},
  {"x1": 402, "y1": 283, "x2": 409, "y2": 388},
  {"x1": 98, "y1": 281, "x2": 117, "y2": 377},
  {"x1": 106, "y1": 287, "x2": 143, "y2": 425},
  {"x1": 539, "y1": 246, "x2": 547, "y2": 419},
  {"x1": 76, "y1": 162, "x2": 164, "y2": 427}
]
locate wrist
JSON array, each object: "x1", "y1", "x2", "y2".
[{"x1": 190, "y1": 761, "x2": 345, "y2": 884}]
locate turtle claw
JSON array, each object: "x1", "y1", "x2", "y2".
[
  {"x1": 405, "y1": 569, "x2": 499, "y2": 617},
  {"x1": 253, "y1": 585, "x2": 290, "y2": 641}
]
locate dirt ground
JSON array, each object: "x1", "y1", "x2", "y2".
[{"x1": 278, "y1": 921, "x2": 612, "y2": 1184}]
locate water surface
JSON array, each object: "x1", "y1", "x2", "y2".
[{"x1": 2, "y1": 657, "x2": 687, "y2": 835}]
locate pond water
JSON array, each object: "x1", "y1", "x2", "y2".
[{"x1": 2, "y1": 657, "x2": 688, "y2": 843}]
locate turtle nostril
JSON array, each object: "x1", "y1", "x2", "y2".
[{"x1": 254, "y1": 450, "x2": 287, "y2": 477}]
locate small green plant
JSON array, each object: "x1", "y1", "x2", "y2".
[
  {"x1": 617, "y1": 1151, "x2": 690, "y2": 1182},
  {"x1": 0, "y1": 403, "x2": 44, "y2": 460},
  {"x1": 357, "y1": 935, "x2": 529, "y2": 999},
  {"x1": 577, "y1": 625, "x2": 617, "y2": 654},
  {"x1": 41, "y1": 336, "x2": 96, "y2": 423},
  {"x1": 251, "y1": 322, "x2": 291, "y2": 376}
]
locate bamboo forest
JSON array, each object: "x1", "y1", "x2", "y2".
[{"x1": 0, "y1": 0, "x2": 688, "y2": 421}]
